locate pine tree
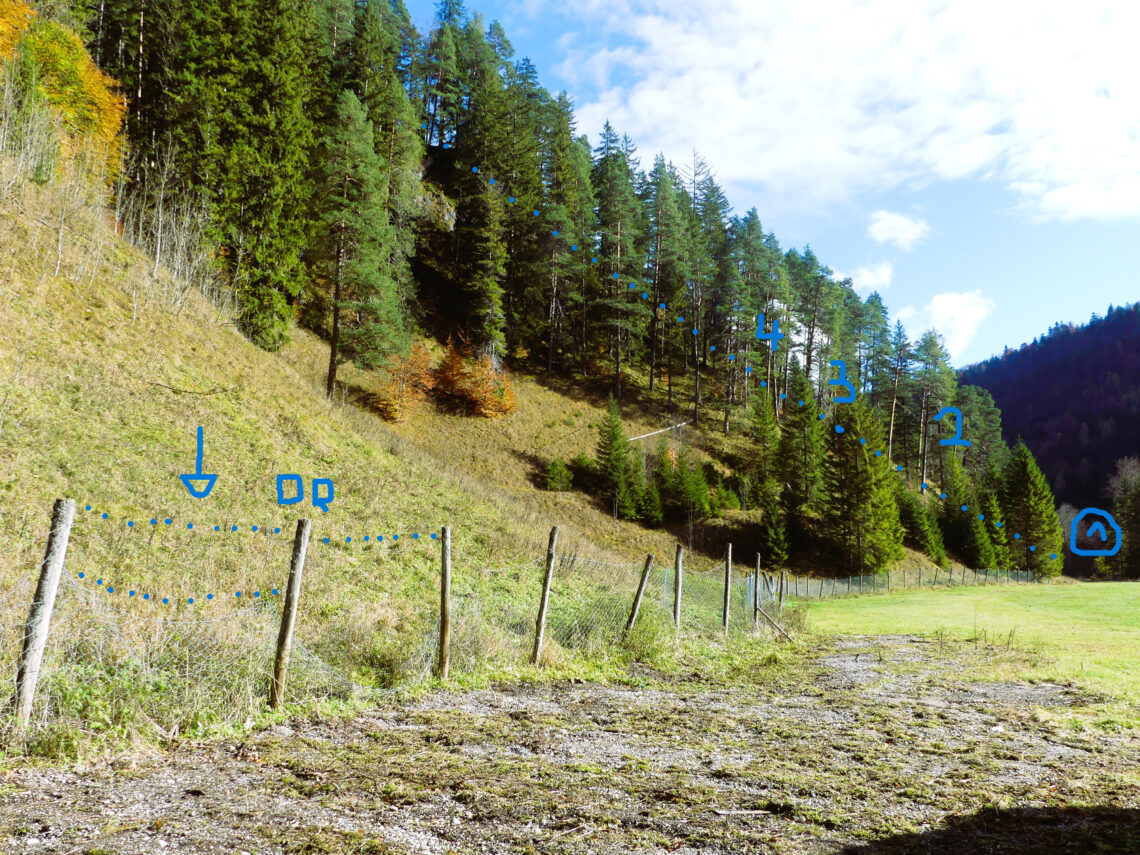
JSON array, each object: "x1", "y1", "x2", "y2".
[
  {"x1": 318, "y1": 89, "x2": 405, "y2": 396},
  {"x1": 1000, "y1": 441, "x2": 1064, "y2": 576},
  {"x1": 592, "y1": 121, "x2": 646, "y2": 402},
  {"x1": 822, "y1": 399, "x2": 905, "y2": 573},
  {"x1": 349, "y1": 0, "x2": 423, "y2": 309}
]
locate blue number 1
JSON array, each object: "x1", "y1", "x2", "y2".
[
  {"x1": 934, "y1": 407, "x2": 970, "y2": 447},
  {"x1": 756, "y1": 314, "x2": 784, "y2": 352}
]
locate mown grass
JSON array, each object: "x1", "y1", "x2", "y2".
[{"x1": 806, "y1": 582, "x2": 1140, "y2": 709}]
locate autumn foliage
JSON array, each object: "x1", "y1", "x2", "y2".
[
  {"x1": 434, "y1": 337, "x2": 517, "y2": 418},
  {"x1": 2, "y1": 2, "x2": 125, "y2": 173},
  {"x1": 370, "y1": 341, "x2": 436, "y2": 422}
]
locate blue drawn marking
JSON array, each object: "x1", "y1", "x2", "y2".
[
  {"x1": 162, "y1": 598, "x2": 168, "y2": 604},
  {"x1": 102, "y1": 512, "x2": 108, "y2": 519},
  {"x1": 755, "y1": 313, "x2": 784, "y2": 351},
  {"x1": 179, "y1": 426, "x2": 219, "y2": 498},
  {"x1": 252, "y1": 525, "x2": 258, "y2": 532},
  {"x1": 231, "y1": 525, "x2": 237, "y2": 532},
  {"x1": 835, "y1": 425, "x2": 845, "y2": 434},
  {"x1": 277, "y1": 474, "x2": 304, "y2": 506},
  {"x1": 207, "y1": 594, "x2": 213, "y2": 600},
  {"x1": 859, "y1": 438, "x2": 866, "y2": 445},
  {"x1": 1071, "y1": 508, "x2": 1122, "y2": 557},
  {"x1": 151, "y1": 519, "x2": 157, "y2": 525},
  {"x1": 828, "y1": 360, "x2": 856, "y2": 404},
  {"x1": 128, "y1": 521, "x2": 134, "y2": 527},
  {"x1": 934, "y1": 407, "x2": 971, "y2": 447},
  {"x1": 552, "y1": 230, "x2": 559, "y2": 236},
  {"x1": 572, "y1": 245, "x2": 578, "y2": 251},
  {"x1": 187, "y1": 523, "x2": 193, "y2": 529},
  {"x1": 472, "y1": 166, "x2": 478, "y2": 173},
  {"x1": 961, "y1": 505, "x2": 968, "y2": 512},
  {"x1": 978, "y1": 514, "x2": 985, "y2": 521},
  {"x1": 85, "y1": 504, "x2": 91, "y2": 511},
  {"x1": 1014, "y1": 533, "x2": 1021, "y2": 540},
  {"x1": 143, "y1": 594, "x2": 149, "y2": 600},
  {"x1": 896, "y1": 465, "x2": 903, "y2": 471},
  {"x1": 165, "y1": 518, "x2": 172, "y2": 525},
  {"x1": 215, "y1": 525, "x2": 220, "y2": 531},
  {"x1": 312, "y1": 479, "x2": 335, "y2": 513},
  {"x1": 274, "y1": 527, "x2": 280, "y2": 534},
  {"x1": 509, "y1": 196, "x2": 515, "y2": 203},
  {"x1": 874, "y1": 450, "x2": 882, "y2": 457}
]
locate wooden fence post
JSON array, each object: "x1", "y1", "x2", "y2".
[
  {"x1": 722, "y1": 544, "x2": 732, "y2": 634},
  {"x1": 779, "y1": 571, "x2": 785, "y2": 611},
  {"x1": 672, "y1": 544, "x2": 683, "y2": 632},
  {"x1": 436, "y1": 526, "x2": 452, "y2": 679},
  {"x1": 15, "y1": 498, "x2": 76, "y2": 725},
  {"x1": 531, "y1": 526, "x2": 558, "y2": 665},
  {"x1": 753, "y1": 557, "x2": 761, "y2": 630},
  {"x1": 270, "y1": 518, "x2": 311, "y2": 709},
  {"x1": 625, "y1": 554, "x2": 655, "y2": 635}
]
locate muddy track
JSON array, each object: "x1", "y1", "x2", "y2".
[{"x1": 2, "y1": 637, "x2": 1138, "y2": 854}]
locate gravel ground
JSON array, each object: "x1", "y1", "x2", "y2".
[{"x1": 2, "y1": 636, "x2": 1138, "y2": 854}]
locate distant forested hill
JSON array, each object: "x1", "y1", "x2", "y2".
[{"x1": 959, "y1": 304, "x2": 1140, "y2": 508}]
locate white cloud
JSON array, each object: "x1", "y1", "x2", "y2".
[
  {"x1": 867, "y1": 211, "x2": 930, "y2": 251},
  {"x1": 549, "y1": 0, "x2": 1140, "y2": 221},
  {"x1": 834, "y1": 261, "x2": 893, "y2": 296},
  {"x1": 897, "y1": 290, "x2": 997, "y2": 360}
]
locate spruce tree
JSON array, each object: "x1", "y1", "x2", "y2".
[
  {"x1": 938, "y1": 453, "x2": 996, "y2": 568},
  {"x1": 822, "y1": 399, "x2": 905, "y2": 573},
  {"x1": 757, "y1": 477, "x2": 789, "y2": 570},
  {"x1": 595, "y1": 398, "x2": 636, "y2": 519},
  {"x1": 318, "y1": 90, "x2": 405, "y2": 396},
  {"x1": 1106, "y1": 458, "x2": 1140, "y2": 578},
  {"x1": 894, "y1": 480, "x2": 948, "y2": 566},
  {"x1": 777, "y1": 364, "x2": 825, "y2": 541},
  {"x1": 1000, "y1": 441, "x2": 1064, "y2": 576}
]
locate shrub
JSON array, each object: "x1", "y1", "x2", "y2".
[
  {"x1": 544, "y1": 457, "x2": 573, "y2": 491},
  {"x1": 371, "y1": 341, "x2": 435, "y2": 422}
]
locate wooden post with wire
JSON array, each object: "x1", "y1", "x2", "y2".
[
  {"x1": 531, "y1": 526, "x2": 558, "y2": 665},
  {"x1": 15, "y1": 498, "x2": 76, "y2": 725},
  {"x1": 672, "y1": 544, "x2": 683, "y2": 633},
  {"x1": 436, "y1": 526, "x2": 452, "y2": 679},
  {"x1": 752, "y1": 556, "x2": 761, "y2": 630},
  {"x1": 270, "y1": 518, "x2": 311, "y2": 709},
  {"x1": 722, "y1": 543, "x2": 732, "y2": 634},
  {"x1": 625, "y1": 554, "x2": 655, "y2": 635}
]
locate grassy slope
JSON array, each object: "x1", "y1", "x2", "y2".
[{"x1": 807, "y1": 582, "x2": 1140, "y2": 708}]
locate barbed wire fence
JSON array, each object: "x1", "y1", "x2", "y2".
[{"x1": 0, "y1": 497, "x2": 1041, "y2": 744}]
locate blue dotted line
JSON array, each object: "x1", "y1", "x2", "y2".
[
  {"x1": 75, "y1": 570, "x2": 279, "y2": 606},
  {"x1": 80, "y1": 504, "x2": 439, "y2": 548}
]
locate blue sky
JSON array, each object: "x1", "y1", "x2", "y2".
[{"x1": 406, "y1": 0, "x2": 1140, "y2": 367}]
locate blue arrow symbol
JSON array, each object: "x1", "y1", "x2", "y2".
[
  {"x1": 179, "y1": 426, "x2": 218, "y2": 499},
  {"x1": 1088, "y1": 521, "x2": 1108, "y2": 542}
]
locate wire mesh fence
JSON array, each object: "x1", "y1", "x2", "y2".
[
  {"x1": 0, "y1": 498, "x2": 1044, "y2": 742},
  {"x1": 779, "y1": 565, "x2": 1038, "y2": 601}
]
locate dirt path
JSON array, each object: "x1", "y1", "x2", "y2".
[{"x1": 3, "y1": 637, "x2": 1139, "y2": 854}]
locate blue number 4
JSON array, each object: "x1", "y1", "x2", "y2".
[{"x1": 756, "y1": 313, "x2": 784, "y2": 352}]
